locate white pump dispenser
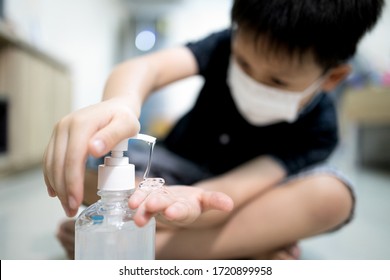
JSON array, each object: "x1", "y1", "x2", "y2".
[
  {"x1": 97, "y1": 134, "x2": 156, "y2": 191},
  {"x1": 75, "y1": 134, "x2": 157, "y2": 260}
]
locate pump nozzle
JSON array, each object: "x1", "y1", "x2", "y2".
[
  {"x1": 132, "y1": 134, "x2": 156, "y2": 145},
  {"x1": 98, "y1": 133, "x2": 157, "y2": 191},
  {"x1": 112, "y1": 134, "x2": 156, "y2": 153}
]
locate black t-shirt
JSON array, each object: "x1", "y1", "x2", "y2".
[{"x1": 162, "y1": 29, "x2": 338, "y2": 176}]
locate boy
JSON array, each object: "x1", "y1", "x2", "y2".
[{"x1": 45, "y1": 0, "x2": 384, "y2": 259}]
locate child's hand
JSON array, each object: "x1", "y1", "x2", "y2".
[
  {"x1": 129, "y1": 185, "x2": 234, "y2": 227},
  {"x1": 43, "y1": 97, "x2": 140, "y2": 217}
]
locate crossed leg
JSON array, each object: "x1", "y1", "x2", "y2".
[
  {"x1": 56, "y1": 173, "x2": 353, "y2": 259},
  {"x1": 155, "y1": 174, "x2": 354, "y2": 259}
]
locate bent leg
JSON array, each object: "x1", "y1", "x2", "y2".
[{"x1": 156, "y1": 174, "x2": 354, "y2": 259}]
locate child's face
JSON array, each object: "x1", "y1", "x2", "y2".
[{"x1": 231, "y1": 29, "x2": 347, "y2": 109}]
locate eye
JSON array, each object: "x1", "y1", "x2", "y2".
[
  {"x1": 238, "y1": 59, "x2": 249, "y2": 70},
  {"x1": 271, "y1": 77, "x2": 288, "y2": 87},
  {"x1": 236, "y1": 57, "x2": 252, "y2": 76}
]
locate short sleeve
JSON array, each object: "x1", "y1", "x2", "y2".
[{"x1": 186, "y1": 29, "x2": 232, "y2": 77}]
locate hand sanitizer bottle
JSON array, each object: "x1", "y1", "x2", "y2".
[{"x1": 75, "y1": 134, "x2": 160, "y2": 260}]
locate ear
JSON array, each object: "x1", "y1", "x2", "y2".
[{"x1": 321, "y1": 64, "x2": 351, "y2": 92}]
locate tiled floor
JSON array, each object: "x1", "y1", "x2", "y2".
[{"x1": 0, "y1": 126, "x2": 389, "y2": 260}]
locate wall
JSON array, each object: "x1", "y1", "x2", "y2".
[
  {"x1": 4, "y1": 0, "x2": 129, "y2": 110},
  {"x1": 357, "y1": 0, "x2": 390, "y2": 74}
]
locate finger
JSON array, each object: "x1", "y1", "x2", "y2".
[
  {"x1": 132, "y1": 199, "x2": 156, "y2": 227},
  {"x1": 132, "y1": 192, "x2": 175, "y2": 226},
  {"x1": 62, "y1": 219, "x2": 76, "y2": 234},
  {"x1": 89, "y1": 111, "x2": 140, "y2": 158},
  {"x1": 57, "y1": 236, "x2": 75, "y2": 260},
  {"x1": 271, "y1": 251, "x2": 295, "y2": 260},
  {"x1": 45, "y1": 179, "x2": 57, "y2": 197},
  {"x1": 64, "y1": 122, "x2": 91, "y2": 217},
  {"x1": 43, "y1": 138, "x2": 57, "y2": 197},
  {"x1": 128, "y1": 188, "x2": 150, "y2": 209},
  {"x1": 56, "y1": 221, "x2": 75, "y2": 252},
  {"x1": 144, "y1": 191, "x2": 178, "y2": 213},
  {"x1": 201, "y1": 191, "x2": 234, "y2": 212},
  {"x1": 63, "y1": 105, "x2": 117, "y2": 216},
  {"x1": 145, "y1": 193, "x2": 198, "y2": 224},
  {"x1": 163, "y1": 201, "x2": 192, "y2": 222},
  {"x1": 134, "y1": 208, "x2": 155, "y2": 227},
  {"x1": 56, "y1": 226, "x2": 75, "y2": 245},
  {"x1": 52, "y1": 119, "x2": 72, "y2": 216},
  {"x1": 44, "y1": 170, "x2": 57, "y2": 197}
]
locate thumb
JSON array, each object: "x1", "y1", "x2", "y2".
[{"x1": 88, "y1": 113, "x2": 140, "y2": 157}]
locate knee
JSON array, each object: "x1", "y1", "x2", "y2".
[{"x1": 309, "y1": 176, "x2": 354, "y2": 230}]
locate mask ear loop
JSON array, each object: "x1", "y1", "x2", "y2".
[
  {"x1": 301, "y1": 73, "x2": 329, "y2": 97},
  {"x1": 297, "y1": 74, "x2": 330, "y2": 115}
]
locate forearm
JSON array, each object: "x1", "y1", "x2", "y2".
[
  {"x1": 102, "y1": 58, "x2": 155, "y2": 116},
  {"x1": 102, "y1": 47, "x2": 198, "y2": 114}
]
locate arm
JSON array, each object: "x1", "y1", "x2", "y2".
[
  {"x1": 129, "y1": 155, "x2": 286, "y2": 228},
  {"x1": 102, "y1": 46, "x2": 198, "y2": 108},
  {"x1": 127, "y1": 99, "x2": 337, "y2": 228},
  {"x1": 43, "y1": 46, "x2": 198, "y2": 217},
  {"x1": 191, "y1": 155, "x2": 286, "y2": 227}
]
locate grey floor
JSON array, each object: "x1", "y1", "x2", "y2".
[
  {"x1": 300, "y1": 124, "x2": 390, "y2": 260},
  {"x1": 0, "y1": 125, "x2": 389, "y2": 260},
  {"x1": 0, "y1": 166, "x2": 69, "y2": 259}
]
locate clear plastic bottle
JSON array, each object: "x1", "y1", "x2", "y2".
[
  {"x1": 75, "y1": 134, "x2": 160, "y2": 260},
  {"x1": 75, "y1": 188, "x2": 155, "y2": 260}
]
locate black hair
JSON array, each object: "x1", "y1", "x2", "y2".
[{"x1": 231, "y1": 0, "x2": 385, "y2": 70}]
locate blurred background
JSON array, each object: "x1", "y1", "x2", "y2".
[{"x1": 0, "y1": 0, "x2": 389, "y2": 259}]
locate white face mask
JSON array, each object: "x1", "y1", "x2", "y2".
[{"x1": 227, "y1": 58, "x2": 324, "y2": 126}]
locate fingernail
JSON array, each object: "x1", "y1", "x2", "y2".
[
  {"x1": 68, "y1": 195, "x2": 78, "y2": 211},
  {"x1": 92, "y1": 139, "x2": 106, "y2": 154}
]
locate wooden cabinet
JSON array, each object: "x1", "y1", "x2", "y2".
[
  {"x1": 341, "y1": 86, "x2": 390, "y2": 124},
  {"x1": 0, "y1": 25, "x2": 71, "y2": 174}
]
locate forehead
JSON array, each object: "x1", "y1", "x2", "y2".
[{"x1": 232, "y1": 29, "x2": 323, "y2": 77}]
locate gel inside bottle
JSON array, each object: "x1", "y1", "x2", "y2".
[{"x1": 75, "y1": 134, "x2": 160, "y2": 260}]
